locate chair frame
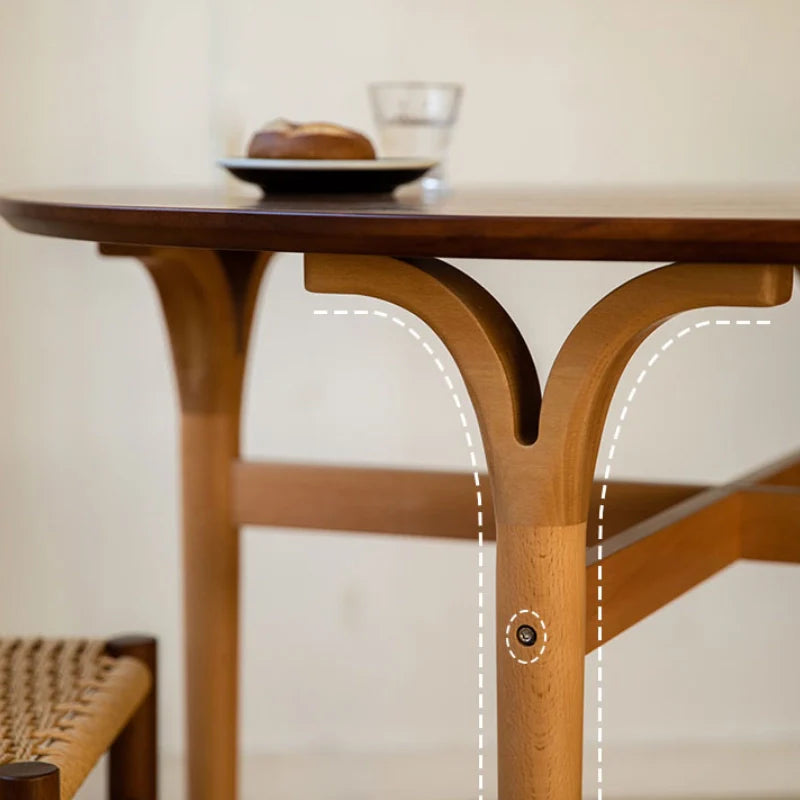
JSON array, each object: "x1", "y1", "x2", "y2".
[{"x1": 0, "y1": 635, "x2": 157, "y2": 800}]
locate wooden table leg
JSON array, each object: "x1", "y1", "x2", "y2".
[
  {"x1": 102, "y1": 246, "x2": 269, "y2": 800},
  {"x1": 305, "y1": 254, "x2": 792, "y2": 799}
]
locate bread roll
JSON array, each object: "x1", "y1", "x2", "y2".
[{"x1": 248, "y1": 119, "x2": 376, "y2": 160}]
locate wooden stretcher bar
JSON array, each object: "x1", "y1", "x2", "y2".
[
  {"x1": 231, "y1": 460, "x2": 703, "y2": 541},
  {"x1": 233, "y1": 451, "x2": 800, "y2": 654}
]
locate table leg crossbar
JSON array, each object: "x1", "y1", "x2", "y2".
[{"x1": 101, "y1": 243, "x2": 795, "y2": 800}]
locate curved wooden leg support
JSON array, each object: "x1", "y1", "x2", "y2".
[
  {"x1": 305, "y1": 254, "x2": 793, "y2": 800},
  {"x1": 101, "y1": 245, "x2": 270, "y2": 800},
  {"x1": 499, "y1": 264, "x2": 791, "y2": 799}
]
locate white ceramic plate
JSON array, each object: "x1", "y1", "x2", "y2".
[
  {"x1": 218, "y1": 156, "x2": 437, "y2": 194},
  {"x1": 219, "y1": 157, "x2": 437, "y2": 171}
]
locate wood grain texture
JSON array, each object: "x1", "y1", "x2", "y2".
[
  {"x1": 500, "y1": 522, "x2": 586, "y2": 799},
  {"x1": 526, "y1": 263, "x2": 792, "y2": 526},
  {"x1": 231, "y1": 454, "x2": 798, "y2": 647},
  {"x1": 101, "y1": 246, "x2": 270, "y2": 800},
  {"x1": 305, "y1": 253, "x2": 542, "y2": 456},
  {"x1": 12, "y1": 185, "x2": 800, "y2": 261},
  {"x1": 1, "y1": 184, "x2": 795, "y2": 800},
  {"x1": 587, "y1": 491, "x2": 742, "y2": 651},
  {"x1": 305, "y1": 253, "x2": 793, "y2": 800},
  {"x1": 501, "y1": 262, "x2": 790, "y2": 800},
  {"x1": 233, "y1": 461, "x2": 495, "y2": 538},
  {"x1": 593, "y1": 478, "x2": 800, "y2": 647},
  {"x1": 232, "y1": 460, "x2": 702, "y2": 543}
]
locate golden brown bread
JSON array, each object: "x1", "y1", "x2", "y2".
[{"x1": 247, "y1": 119, "x2": 376, "y2": 160}]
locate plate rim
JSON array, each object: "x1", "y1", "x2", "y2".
[{"x1": 218, "y1": 156, "x2": 437, "y2": 171}]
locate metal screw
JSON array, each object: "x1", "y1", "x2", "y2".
[{"x1": 516, "y1": 624, "x2": 537, "y2": 647}]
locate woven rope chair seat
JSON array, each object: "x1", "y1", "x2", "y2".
[{"x1": 0, "y1": 638, "x2": 151, "y2": 799}]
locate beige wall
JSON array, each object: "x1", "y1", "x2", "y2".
[{"x1": 2, "y1": 1, "x2": 800, "y2": 796}]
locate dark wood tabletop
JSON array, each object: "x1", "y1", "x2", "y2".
[{"x1": 5, "y1": 184, "x2": 800, "y2": 262}]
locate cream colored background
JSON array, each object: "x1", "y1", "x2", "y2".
[{"x1": 2, "y1": 1, "x2": 800, "y2": 797}]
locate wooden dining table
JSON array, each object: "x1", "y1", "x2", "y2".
[{"x1": 2, "y1": 184, "x2": 799, "y2": 800}]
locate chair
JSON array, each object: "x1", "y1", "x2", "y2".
[{"x1": 0, "y1": 635, "x2": 156, "y2": 800}]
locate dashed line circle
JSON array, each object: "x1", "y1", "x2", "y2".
[
  {"x1": 505, "y1": 609, "x2": 549, "y2": 664},
  {"x1": 316, "y1": 307, "x2": 775, "y2": 796}
]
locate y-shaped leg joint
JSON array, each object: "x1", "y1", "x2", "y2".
[{"x1": 306, "y1": 253, "x2": 793, "y2": 800}]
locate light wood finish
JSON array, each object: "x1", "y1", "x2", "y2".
[
  {"x1": 232, "y1": 459, "x2": 702, "y2": 542},
  {"x1": 101, "y1": 245, "x2": 269, "y2": 800},
  {"x1": 304, "y1": 254, "x2": 542, "y2": 469},
  {"x1": 1, "y1": 187, "x2": 797, "y2": 800},
  {"x1": 525, "y1": 263, "x2": 792, "y2": 524},
  {"x1": 0, "y1": 183, "x2": 792, "y2": 800},
  {"x1": 233, "y1": 462, "x2": 497, "y2": 539},
  {"x1": 491, "y1": 262, "x2": 790, "y2": 800},
  {"x1": 587, "y1": 488, "x2": 741, "y2": 651},
  {"x1": 304, "y1": 252, "x2": 580, "y2": 798},
  {"x1": 590, "y1": 476, "x2": 800, "y2": 648},
  {"x1": 232, "y1": 455, "x2": 800, "y2": 644},
  {"x1": 305, "y1": 253, "x2": 793, "y2": 800},
  {"x1": 309, "y1": 255, "x2": 542, "y2": 450}
]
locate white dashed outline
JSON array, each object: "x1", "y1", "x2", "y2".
[
  {"x1": 313, "y1": 308, "x2": 487, "y2": 800},
  {"x1": 593, "y1": 317, "x2": 772, "y2": 800},
  {"x1": 315, "y1": 308, "x2": 775, "y2": 800}
]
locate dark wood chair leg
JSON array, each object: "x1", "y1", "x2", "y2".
[
  {"x1": 106, "y1": 635, "x2": 158, "y2": 800},
  {"x1": 0, "y1": 763, "x2": 60, "y2": 800}
]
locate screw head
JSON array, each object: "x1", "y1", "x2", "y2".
[{"x1": 516, "y1": 624, "x2": 537, "y2": 647}]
